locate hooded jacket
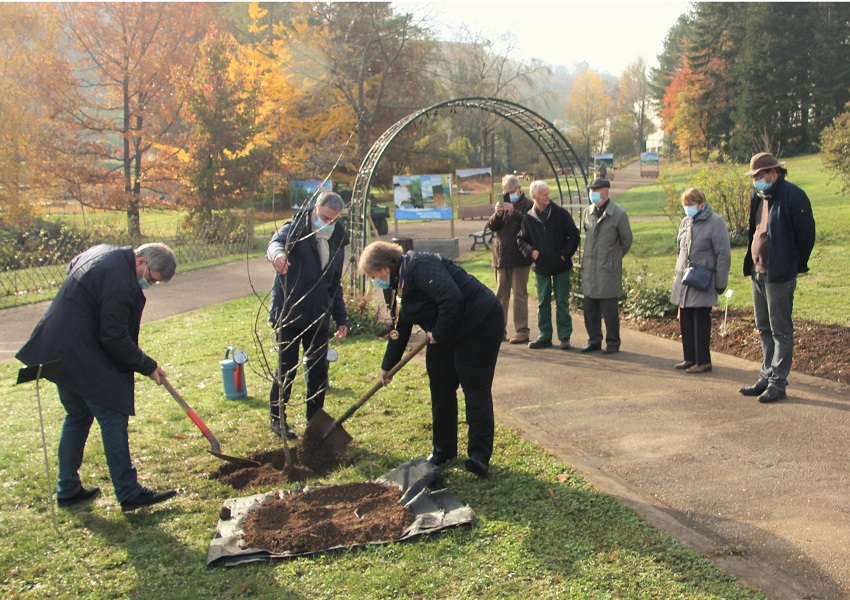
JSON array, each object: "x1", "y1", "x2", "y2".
[{"x1": 16, "y1": 244, "x2": 157, "y2": 416}]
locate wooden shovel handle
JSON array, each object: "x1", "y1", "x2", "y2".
[
  {"x1": 332, "y1": 336, "x2": 429, "y2": 427},
  {"x1": 161, "y1": 376, "x2": 222, "y2": 455}
]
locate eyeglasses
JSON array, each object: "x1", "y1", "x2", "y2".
[
  {"x1": 316, "y1": 211, "x2": 339, "y2": 225},
  {"x1": 752, "y1": 170, "x2": 768, "y2": 180},
  {"x1": 145, "y1": 265, "x2": 161, "y2": 285}
]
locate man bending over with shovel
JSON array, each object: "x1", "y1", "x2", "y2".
[
  {"x1": 17, "y1": 243, "x2": 178, "y2": 512},
  {"x1": 267, "y1": 191, "x2": 348, "y2": 439}
]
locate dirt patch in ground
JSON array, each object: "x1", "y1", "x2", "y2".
[
  {"x1": 240, "y1": 482, "x2": 415, "y2": 555},
  {"x1": 625, "y1": 308, "x2": 850, "y2": 385}
]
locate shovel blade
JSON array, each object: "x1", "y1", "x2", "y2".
[
  {"x1": 208, "y1": 450, "x2": 260, "y2": 468},
  {"x1": 306, "y1": 409, "x2": 353, "y2": 455}
]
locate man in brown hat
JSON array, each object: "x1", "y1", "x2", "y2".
[{"x1": 740, "y1": 152, "x2": 816, "y2": 403}]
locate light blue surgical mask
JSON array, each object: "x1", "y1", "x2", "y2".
[
  {"x1": 509, "y1": 192, "x2": 519, "y2": 202},
  {"x1": 589, "y1": 191, "x2": 602, "y2": 204},
  {"x1": 138, "y1": 277, "x2": 150, "y2": 290},
  {"x1": 684, "y1": 205, "x2": 699, "y2": 218},
  {"x1": 373, "y1": 276, "x2": 391, "y2": 290},
  {"x1": 314, "y1": 217, "x2": 333, "y2": 234},
  {"x1": 753, "y1": 178, "x2": 772, "y2": 192}
]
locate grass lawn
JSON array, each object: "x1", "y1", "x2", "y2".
[{"x1": 0, "y1": 294, "x2": 764, "y2": 599}]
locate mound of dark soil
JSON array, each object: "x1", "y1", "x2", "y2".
[
  {"x1": 626, "y1": 308, "x2": 850, "y2": 385},
  {"x1": 240, "y1": 482, "x2": 415, "y2": 555},
  {"x1": 214, "y1": 440, "x2": 340, "y2": 490}
]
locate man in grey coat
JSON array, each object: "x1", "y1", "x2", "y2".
[{"x1": 580, "y1": 178, "x2": 633, "y2": 354}]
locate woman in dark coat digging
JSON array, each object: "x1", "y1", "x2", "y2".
[{"x1": 358, "y1": 241, "x2": 503, "y2": 478}]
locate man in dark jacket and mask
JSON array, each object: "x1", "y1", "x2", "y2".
[
  {"x1": 517, "y1": 180, "x2": 581, "y2": 350},
  {"x1": 267, "y1": 191, "x2": 348, "y2": 438},
  {"x1": 16, "y1": 243, "x2": 178, "y2": 512},
  {"x1": 739, "y1": 152, "x2": 816, "y2": 403},
  {"x1": 488, "y1": 174, "x2": 533, "y2": 344}
]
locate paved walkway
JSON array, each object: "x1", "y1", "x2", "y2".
[{"x1": 3, "y1": 162, "x2": 848, "y2": 598}]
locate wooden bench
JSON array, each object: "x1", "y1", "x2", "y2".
[
  {"x1": 457, "y1": 204, "x2": 494, "y2": 220},
  {"x1": 468, "y1": 226, "x2": 495, "y2": 251}
]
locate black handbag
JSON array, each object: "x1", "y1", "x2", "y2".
[{"x1": 682, "y1": 261, "x2": 713, "y2": 291}]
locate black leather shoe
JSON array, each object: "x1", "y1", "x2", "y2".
[
  {"x1": 758, "y1": 386, "x2": 786, "y2": 404},
  {"x1": 528, "y1": 339, "x2": 552, "y2": 349},
  {"x1": 601, "y1": 347, "x2": 619, "y2": 355},
  {"x1": 464, "y1": 457, "x2": 489, "y2": 479},
  {"x1": 558, "y1": 340, "x2": 571, "y2": 350},
  {"x1": 121, "y1": 486, "x2": 177, "y2": 512},
  {"x1": 739, "y1": 380, "x2": 769, "y2": 396},
  {"x1": 426, "y1": 453, "x2": 455, "y2": 466},
  {"x1": 674, "y1": 360, "x2": 695, "y2": 370},
  {"x1": 685, "y1": 363, "x2": 712, "y2": 373},
  {"x1": 57, "y1": 486, "x2": 101, "y2": 508},
  {"x1": 580, "y1": 344, "x2": 602, "y2": 353},
  {"x1": 270, "y1": 418, "x2": 297, "y2": 440}
]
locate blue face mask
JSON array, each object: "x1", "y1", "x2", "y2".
[
  {"x1": 314, "y1": 217, "x2": 333, "y2": 234},
  {"x1": 138, "y1": 277, "x2": 150, "y2": 290},
  {"x1": 373, "y1": 276, "x2": 391, "y2": 290},
  {"x1": 684, "y1": 205, "x2": 699, "y2": 218},
  {"x1": 508, "y1": 192, "x2": 519, "y2": 202},
  {"x1": 589, "y1": 191, "x2": 602, "y2": 204},
  {"x1": 753, "y1": 178, "x2": 772, "y2": 192}
]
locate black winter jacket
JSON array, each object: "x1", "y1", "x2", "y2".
[
  {"x1": 517, "y1": 202, "x2": 580, "y2": 276},
  {"x1": 380, "y1": 251, "x2": 500, "y2": 371},
  {"x1": 743, "y1": 177, "x2": 816, "y2": 284},
  {"x1": 16, "y1": 245, "x2": 157, "y2": 415}
]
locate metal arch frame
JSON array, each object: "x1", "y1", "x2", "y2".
[{"x1": 348, "y1": 97, "x2": 589, "y2": 288}]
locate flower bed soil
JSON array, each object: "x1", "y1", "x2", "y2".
[
  {"x1": 240, "y1": 482, "x2": 415, "y2": 555},
  {"x1": 625, "y1": 308, "x2": 850, "y2": 385}
]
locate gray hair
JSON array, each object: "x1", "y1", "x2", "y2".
[
  {"x1": 136, "y1": 243, "x2": 177, "y2": 281},
  {"x1": 501, "y1": 174, "x2": 519, "y2": 191},
  {"x1": 317, "y1": 191, "x2": 344, "y2": 212},
  {"x1": 529, "y1": 180, "x2": 549, "y2": 198}
]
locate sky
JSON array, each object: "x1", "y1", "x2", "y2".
[{"x1": 404, "y1": 1, "x2": 693, "y2": 76}]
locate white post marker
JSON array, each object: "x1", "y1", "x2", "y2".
[{"x1": 721, "y1": 289, "x2": 735, "y2": 335}]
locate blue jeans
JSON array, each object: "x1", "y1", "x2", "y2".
[
  {"x1": 57, "y1": 387, "x2": 141, "y2": 503},
  {"x1": 534, "y1": 271, "x2": 573, "y2": 342},
  {"x1": 751, "y1": 273, "x2": 797, "y2": 389}
]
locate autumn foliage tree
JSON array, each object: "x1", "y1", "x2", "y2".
[
  {"x1": 564, "y1": 68, "x2": 610, "y2": 168},
  {"x1": 31, "y1": 3, "x2": 213, "y2": 239},
  {"x1": 180, "y1": 24, "x2": 269, "y2": 215}
]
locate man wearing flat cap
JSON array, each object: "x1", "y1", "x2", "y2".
[
  {"x1": 739, "y1": 152, "x2": 816, "y2": 403},
  {"x1": 579, "y1": 178, "x2": 633, "y2": 354}
]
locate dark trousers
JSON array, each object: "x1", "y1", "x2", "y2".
[
  {"x1": 425, "y1": 303, "x2": 503, "y2": 464},
  {"x1": 56, "y1": 386, "x2": 141, "y2": 503},
  {"x1": 679, "y1": 306, "x2": 712, "y2": 365},
  {"x1": 269, "y1": 325, "x2": 329, "y2": 422},
  {"x1": 583, "y1": 296, "x2": 621, "y2": 349}
]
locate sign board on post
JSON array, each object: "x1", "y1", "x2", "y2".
[
  {"x1": 639, "y1": 152, "x2": 660, "y2": 178},
  {"x1": 393, "y1": 174, "x2": 453, "y2": 221},
  {"x1": 291, "y1": 180, "x2": 332, "y2": 211}
]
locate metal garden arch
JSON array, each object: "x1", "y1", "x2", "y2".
[{"x1": 347, "y1": 97, "x2": 589, "y2": 287}]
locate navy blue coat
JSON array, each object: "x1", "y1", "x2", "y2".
[
  {"x1": 380, "y1": 251, "x2": 500, "y2": 371},
  {"x1": 16, "y1": 245, "x2": 157, "y2": 416},
  {"x1": 743, "y1": 177, "x2": 816, "y2": 284},
  {"x1": 267, "y1": 210, "x2": 348, "y2": 332}
]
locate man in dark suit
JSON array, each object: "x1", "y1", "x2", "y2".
[{"x1": 17, "y1": 243, "x2": 178, "y2": 512}]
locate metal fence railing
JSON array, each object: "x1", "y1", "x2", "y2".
[{"x1": 0, "y1": 214, "x2": 256, "y2": 307}]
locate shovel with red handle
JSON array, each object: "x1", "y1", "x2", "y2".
[{"x1": 162, "y1": 376, "x2": 260, "y2": 468}]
